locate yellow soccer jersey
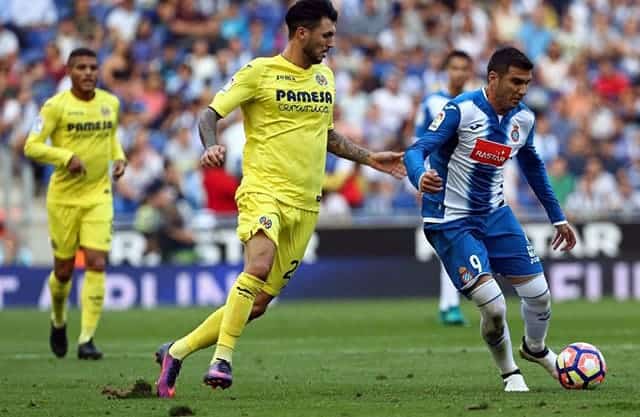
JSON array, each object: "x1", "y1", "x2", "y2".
[
  {"x1": 211, "y1": 55, "x2": 335, "y2": 211},
  {"x1": 24, "y1": 88, "x2": 125, "y2": 207}
]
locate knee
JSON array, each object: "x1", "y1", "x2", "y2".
[
  {"x1": 483, "y1": 296, "x2": 507, "y2": 329},
  {"x1": 515, "y1": 275, "x2": 551, "y2": 310},
  {"x1": 244, "y1": 259, "x2": 272, "y2": 281},
  {"x1": 54, "y1": 264, "x2": 74, "y2": 282},
  {"x1": 85, "y1": 255, "x2": 106, "y2": 272},
  {"x1": 249, "y1": 302, "x2": 268, "y2": 320}
]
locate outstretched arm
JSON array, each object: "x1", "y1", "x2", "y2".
[
  {"x1": 327, "y1": 129, "x2": 406, "y2": 179},
  {"x1": 199, "y1": 107, "x2": 226, "y2": 167}
]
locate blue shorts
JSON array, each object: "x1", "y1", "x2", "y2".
[{"x1": 424, "y1": 206, "x2": 542, "y2": 296}]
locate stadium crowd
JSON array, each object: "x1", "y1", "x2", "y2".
[{"x1": 1, "y1": 0, "x2": 640, "y2": 245}]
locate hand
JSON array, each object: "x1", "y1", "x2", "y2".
[
  {"x1": 552, "y1": 223, "x2": 577, "y2": 252},
  {"x1": 200, "y1": 144, "x2": 226, "y2": 168},
  {"x1": 367, "y1": 151, "x2": 406, "y2": 179},
  {"x1": 419, "y1": 169, "x2": 443, "y2": 193},
  {"x1": 112, "y1": 160, "x2": 127, "y2": 181},
  {"x1": 67, "y1": 155, "x2": 86, "y2": 176}
]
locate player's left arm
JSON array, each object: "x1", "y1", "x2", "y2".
[
  {"x1": 516, "y1": 124, "x2": 576, "y2": 251},
  {"x1": 110, "y1": 99, "x2": 127, "y2": 181},
  {"x1": 326, "y1": 129, "x2": 406, "y2": 179}
]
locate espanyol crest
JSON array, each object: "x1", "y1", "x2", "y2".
[{"x1": 510, "y1": 123, "x2": 520, "y2": 142}]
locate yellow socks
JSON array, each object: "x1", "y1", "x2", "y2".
[
  {"x1": 169, "y1": 307, "x2": 226, "y2": 360},
  {"x1": 79, "y1": 270, "x2": 105, "y2": 344},
  {"x1": 49, "y1": 271, "x2": 71, "y2": 328},
  {"x1": 213, "y1": 272, "x2": 264, "y2": 364}
]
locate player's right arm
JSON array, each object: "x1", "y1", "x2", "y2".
[
  {"x1": 404, "y1": 103, "x2": 460, "y2": 192},
  {"x1": 200, "y1": 61, "x2": 261, "y2": 167},
  {"x1": 23, "y1": 99, "x2": 74, "y2": 168}
]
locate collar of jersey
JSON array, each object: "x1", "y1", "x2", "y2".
[{"x1": 277, "y1": 54, "x2": 315, "y2": 73}]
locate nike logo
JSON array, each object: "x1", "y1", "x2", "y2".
[{"x1": 469, "y1": 123, "x2": 483, "y2": 131}]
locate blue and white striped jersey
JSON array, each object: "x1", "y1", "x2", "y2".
[
  {"x1": 414, "y1": 90, "x2": 452, "y2": 140},
  {"x1": 404, "y1": 88, "x2": 566, "y2": 225}
]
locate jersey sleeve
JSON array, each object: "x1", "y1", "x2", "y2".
[
  {"x1": 110, "y1": 99, "x2": 126, "y2": 161},
  {"x1": 516, "y1": 123, "x2": 567, "y2": 224},
  {"x1": 23, "y1": 98, "x2": 74, "y2": 168},
  {"x1": 413, "y1": 99, "x2": 432, "y2": 140},
  {"x1": 210, "y1": 61, "x2": 262, "y2": 117},
  {"x1": 404, "y1": 102, "x2": 461, "y2": 189}
]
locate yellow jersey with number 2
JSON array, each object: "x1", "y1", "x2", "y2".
[{"x1": 210, "y1": 55, "x2": 335, "y2": 212}]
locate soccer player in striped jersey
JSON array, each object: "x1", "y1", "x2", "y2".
[
  {"x1": 405, "y1": 47, "x2": 577, "y2": 391},
  {"x1": 414, "y1": 50, "x2": 473, "y2": 326}
]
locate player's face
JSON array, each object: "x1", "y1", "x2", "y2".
[
  {"x1": 447, "y1": 57, "x2": 472, "y2": 90},
  {"x1": 68, "y1": 55, "x2": 98, "y2": 93},
  {"x1": 302, "y1": 17, "x2": 336, "y2": 64},
  {"x1": 493, "y1": 66, "x2": 532, "y2": 109}
]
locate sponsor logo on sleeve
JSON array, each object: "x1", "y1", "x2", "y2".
[
  {"x1": 428, "y1": 111, "x2": 445, "y2": 131},
  {"x1": 220, "y1": 77, "x2": 235, "y2": 92},
  {"x1": 31, "y1": 116, "x2": 44, "y2": 134},
  {"x1": 470, "y1": 138, "x2": 512, "y2": 167}
]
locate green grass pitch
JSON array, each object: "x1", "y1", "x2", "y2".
[{"x1": 1, "y1": 299, "x2": 638, "y2": 417}]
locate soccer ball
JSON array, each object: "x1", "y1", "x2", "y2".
[{"x1": 555, "y1": 342, "x2": 606, "y2": 389}]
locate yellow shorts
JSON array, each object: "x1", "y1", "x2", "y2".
[
  {"x1": 47, "y1": 201, "x2": 113, "y2": 259},
  {"x1": 236, "y1": 193, "x2": 318, "y2": 297}
]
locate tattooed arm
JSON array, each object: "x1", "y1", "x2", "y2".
[
  {"x1": 326, "y1": 129, "x2": 406, "y2": 179},
  {"x1": 199, "y1": 107, "x2": 226, "y2": 167},
  {"x1": 198, "y1": 107, "x2": 222, "y2": 149},
  {"x1": 326, "y1": 129, "x2": 371, "y2": 164}
]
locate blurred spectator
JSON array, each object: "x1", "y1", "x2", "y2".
[
  {"x1": 134, "y1": 179, "x2": 197, "y2": 264},
  {"x1": 548, "y1": 157, "x2": 576, "y2": 208},
  {"x1": 106, "y1": 0, "x2": 141, "y2": 42},
  {"x1": 0, "y1": 0, "x2": 639, "y2": 227},
  {"x1": 202, "y1": 166, "x2": 239, "y2": 215}
]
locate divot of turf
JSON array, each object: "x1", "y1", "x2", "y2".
[
  {"x1": 101, "y1": 379, "x2": 154, "y2": 399},
  {"x1": 168, "y1": 405, "x2": 195, "y2": 416}
]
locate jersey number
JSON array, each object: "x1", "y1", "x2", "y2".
[
  {"x1": 283, "y1": 260, "x2": 300, "y2": 281},
  {"x1": 469, "y1": 255, "x2": 482, "y2": 273}
]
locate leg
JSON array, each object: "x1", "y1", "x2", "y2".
[
  {"x1": 425, "y1": 221, "x2": 525, "y2": 391},
  {"x1": 467, "y1": 276, "x2": 527, "y2": 392},
  {"x1": 483, "y1": 207, "x2": 554, "y2": 379},
  {"x1": 76, "y1": 248, "x2": 107, "y2": 359},
  {"x1": 46, "y1": 203, "x2": 80, "y2": 358},
  {"x1": 49, "y1": 256, "x2": 75, "y2": 358},
  {"x1": 76, "y1": 202, "x2": 113, "y2": 359},
  {"x1": 438, "y1": 263, "x2": 465, "y2": 325},
  {"x1": 511, "y1": 274, "x2": 558, "y2": 379}
]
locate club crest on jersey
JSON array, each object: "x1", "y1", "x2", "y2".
[
  {"x1": 470, "y1": 138, "x2": 512, "y2": 167},
  {"x1": 101, "y1": 105, "x2": 111, "y2": 117},
  {"x1": 428, "y1": 111, "x2": 445, "y2": 131},
  {"x1": 259, "y1": 216, "x2": 272, "y2": 229},
  {"x1": 315, "y1": 73, "x2": 328, "y2": 87},
  {"x1": 510, "y1": 124, "x2": 520, "y2": 142},
  {"x1": 458, "y1": 266, "x2": 473, "y2": 284}
]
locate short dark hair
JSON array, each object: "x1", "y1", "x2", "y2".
[
  {"x1": 285, "y1": 0, "x2": 338, "y2": 39},
  {"x1": 67, "y1": 47, "x2": 97, "y2": 65},
  {"x1": 444, "y1": 50, "x2": 472, "y2": 68},
  {"x1": 487, "y1": 47, "x2": 533, "y2": 76}
]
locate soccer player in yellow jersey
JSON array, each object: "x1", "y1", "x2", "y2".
[
  {"x1": 24, "y1": 48, "x2": 126, "y2": 360},
  {"x1": 155, "y1": 0, "x2": 406, "y2": 397}
]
